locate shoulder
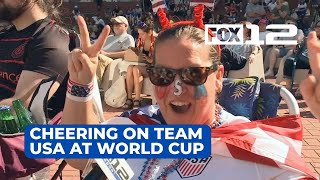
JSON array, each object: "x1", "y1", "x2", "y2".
[
  {"x1": 218, "y1": 109, "x2": 250, "y2": 127},
  {"x1": 31, "y1": 20, "x2": 69, "y2": 47},
  {"x1": 124, "y1": 34, "x2": 134, "y2": 41}
]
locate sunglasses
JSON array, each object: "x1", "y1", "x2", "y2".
[
  {"x1": 146, "y1": 64, "x2": 219, "y2": 86},
  {"x1": 138, "y1": 21, "x2": 146, "y2": 27}
]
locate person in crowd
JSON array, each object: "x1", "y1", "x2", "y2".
[
  {"x1": 257, "y1": 18, "x2": 272, "y2": 51},
  {"x1": 122, "y1": 13, "x2": 157, "y2": 109},
  {"x1": 61, "y1": 7, "x2": 318, "y2": 178},
  {"x1": 245, "y1": 0, "x2": 266, "y2": 23},
  {"x1": 264, "y1": 20, "x2": 305, "y2": 77},
  {"x1": 267, "y1": 0, "x2": 277, "y2": 11},
  {"x1": 221, "y1": 21, "x2": 260, "y2": 77},
  {"x1": 296, "y1": 0, "x2": 308, "y2": 18},
  {"x1": 96, "y1": 0, "x2": 103, "y2": 11},
  {"x1": 112, "y1": 5, "x2": 120, "y2": 17},
  {"x1": 90, "y1": 23, "x2": 104, "y2": 40},
  {"x1": 270, "y1": 0, "x2": 290, "y2": 24},
  {"x1": 226, "y1": 1, "x2": 238, "y2": 21},
  {"x1": 255, "y1": 18, "x2": 273, "y2": 61},
  {"x1": 283, "y1": 21, "x2": 320, "y2": 94},
  {"x1": 0, "y1": 0, "x2": 69, "y2": 179},
  {"x1": 0, "y1": 0, "x2": 69, "y2": 107},
  {"x1": 96, "y1": 16, "x2": 135, "y2": 85}
]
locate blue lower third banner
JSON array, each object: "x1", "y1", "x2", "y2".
[{"x1": 24, "y1": 125, "x2": 211, "y2": 159}]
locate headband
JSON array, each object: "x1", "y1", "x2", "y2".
[{"x1": 157, "y1": 4, "x2": 221, "y2": 56}]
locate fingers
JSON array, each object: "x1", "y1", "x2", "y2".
[
  {"x1": 77, "y1": 16, "x2": 91, "y2": 51},
  {"x1": 93, "y1": 25, "x2": 111, "y2": 53},
  {"x1": 78, "y1": 52, "x2": 96, "y2": 71},
  {"x1": 68, "y1": 53, "x2": 76, "y2": 73},
  {"x1": 71, "y1": 49, "x2": 83, "y2": 72},
  {"x1": 307, "y1": 31, "x2": 320, "y2": 78},
  {"x1": 300, "y1": 75, "x2": 316, "y2": 101},
  {"x1": 300, "y1": 75, "x2": 320, "y2": 120}
]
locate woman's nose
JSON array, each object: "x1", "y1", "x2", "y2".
[{"x1": 169, "y1": 76, "x2": 188, "y2": 96}]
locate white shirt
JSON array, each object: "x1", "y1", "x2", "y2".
[
  {"x1": 102, "y1": 33, "x2": 135, "y2": 52},
  {"x1": 89, "y1": 109, "x2": 310, "y2": 180}
]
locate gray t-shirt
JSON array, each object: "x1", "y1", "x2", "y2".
[
  {"x1": 102, "y1": 33, "x2": 135, "y2": 52},
  {"x1": 246, "y1": 3, "x2": 266, "y2": 23}
]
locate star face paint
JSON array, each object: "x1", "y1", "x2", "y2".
[
  {"x1": 174, "y1": 79, "x2": 183, "y2": 96},
  {"x1": 195, "y1": 85, "x2": 208, "y2": 100}
]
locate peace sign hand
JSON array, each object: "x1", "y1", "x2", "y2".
[
  {"x1": 68, "y1": 16, "x2": 110, "y2": 85},
  {"x1": 300, "y1": 31, "x2": 320, "y2": 120}
]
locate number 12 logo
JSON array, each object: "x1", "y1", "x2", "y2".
[{"x1": 205, "y1": 24, "x2": 298, "y2": 45}]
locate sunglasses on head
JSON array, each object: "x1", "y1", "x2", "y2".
[
  {"x1": 138, "y1": 21, "x2": 146, "y2": 27},
  {"x1": 146, "y1": 63, "x2": 220, "y2": 87}
]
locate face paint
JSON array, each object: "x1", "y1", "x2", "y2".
[
  {"x1": 173, "y1": 79, "x2": 182, "y2": 96},
  {"x1": 195, "y1": 85, "x2": 208, "y2": 100},
  {"x1": 155, "y1": 86, "x2": 168, "y2": 100}
]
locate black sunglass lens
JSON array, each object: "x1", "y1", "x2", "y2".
[
  {"x1": 148, "y1": 67, "x2": 176, "y2": 86},
  {"x1": 182, "y1": 67, "x2": 208, "y2": 85}
]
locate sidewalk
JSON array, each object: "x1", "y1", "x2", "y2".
[{"x1": 49, "y1": 81, "x2": 320, "y2": 179}]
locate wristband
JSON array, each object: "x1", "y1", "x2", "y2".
[{"x1": 66, "y1": 79, "x2": 94, "y2": 102}]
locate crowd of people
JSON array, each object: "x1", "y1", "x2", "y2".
[
  {"x1": 87, "y1": 0, "x2": 318, "y2": 109},
  {"x1": 1, "y1": 0, "x2": 320, "y2": 179}
]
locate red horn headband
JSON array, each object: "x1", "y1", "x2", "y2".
[{"x1": 157, "y1": 4, "x2": 221, "y2": 55}]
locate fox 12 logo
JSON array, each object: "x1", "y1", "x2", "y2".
[{"x1": 205, "y1": 24, "x2": 298, "y2": 45}]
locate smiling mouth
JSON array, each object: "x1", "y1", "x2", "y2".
[{"x1": 170, "y1": 101, "x2": 191, "y2": 113}]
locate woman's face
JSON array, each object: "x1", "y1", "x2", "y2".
[
  {"x1": 153, "y1": 36, "x2": 224, "y2": 125},
  {"x1": 138, "y1": 28, "x2": 151, "y2": 41}
]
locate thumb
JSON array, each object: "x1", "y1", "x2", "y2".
[{"x1": 300, "y1": 75, "x2": 316, "y2": 102}]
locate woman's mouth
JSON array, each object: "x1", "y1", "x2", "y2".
[{"x1": 170, "y1": 101, "x2": 191, "y2": 113}]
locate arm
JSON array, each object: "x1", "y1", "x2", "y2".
[
  {"x1": 100, "y1": 50, "x2": 126, "y2": 59},
  {"x1": 61, "y1": 16, "x2": 111, "y2": 170},
  {"x1": 0, "y1": 71, "x2": 60, "y2": 107},
  {"x1": 1, "y1": 24, "x2": 69, "y2": 106}
]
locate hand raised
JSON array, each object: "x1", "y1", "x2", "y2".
[
  {"x1": 300, "y1": 31, "x2": 320, "y2": 120},
  {"x1": 68, "y1": 16, "x2": 110, "y2": 85}
]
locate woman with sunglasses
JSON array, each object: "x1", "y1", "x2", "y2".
[
  {"x1": 122, "y1": 13, "x2": 158, "y2": 110},
  {"x1": 60, "y1": 5, "x2": 317, "y2": 178}
]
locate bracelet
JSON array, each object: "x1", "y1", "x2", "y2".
[{"x1": 66, "y1": 79, "x2": 94, "y2": 102}]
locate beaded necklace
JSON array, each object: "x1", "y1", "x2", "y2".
[{"x1": 138, "y1": 104, "x2": 222, "y2": 180}]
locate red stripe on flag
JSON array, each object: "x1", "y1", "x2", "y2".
[
  {"x1": 226, "y1": 143, "x2": 280, "y2": 167},
  {"x1": 183, "y1": 163, "x2": 193, "y2": 175},
  {"x1": 188, "y1": 164, "x2": 198, "y2": 176},
  {"x1": 212, "y1": 115, "x2": 303, "y2": 141},
  {"x1": 195, "y1": 164, "x2": 205, "y2": 174},
  {"x1": 179, "y1": 160, "x2": 188, "y2": 170},
  {"x1": 129, "y1": 114, "x2": 159, "y2": 125},
  {"x1": 284, "y1": 146, "x2": 319, "y2": 179}
]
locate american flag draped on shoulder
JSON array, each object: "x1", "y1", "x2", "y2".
[{"x1": 119, "y1": 105, "x2": 319, "y2": 179}]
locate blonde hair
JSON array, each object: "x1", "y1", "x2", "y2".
[{"x1": 154, "y1": 25, "x2": 220, "y2": 65}]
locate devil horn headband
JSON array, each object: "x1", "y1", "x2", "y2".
[{"x1": 157, "y1": 4, "x2": 220, "y2": 55}]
